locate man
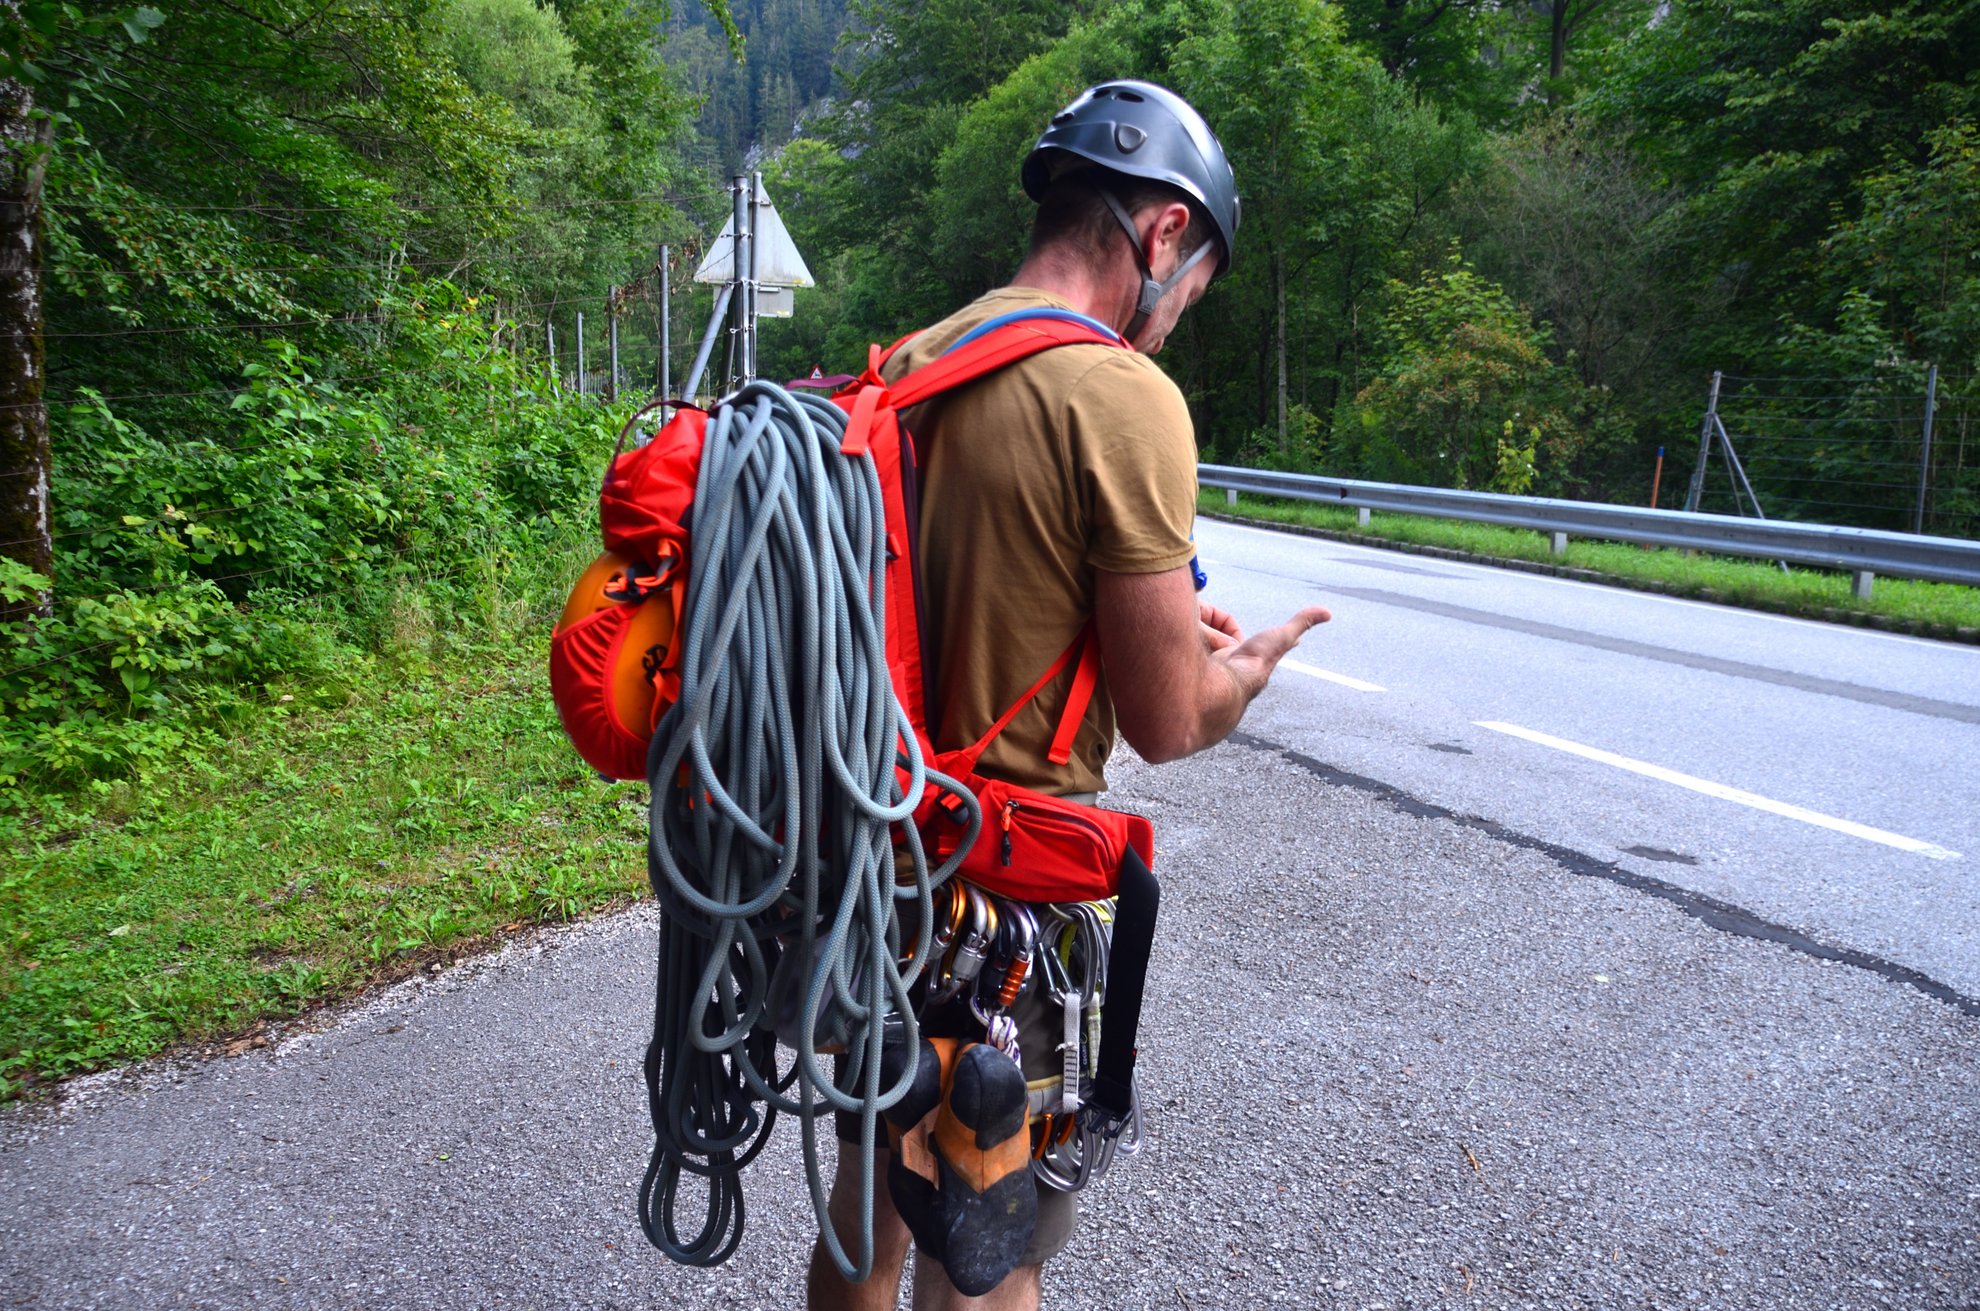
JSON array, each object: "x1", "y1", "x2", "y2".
[{"x1": 808, "y1": 80, "x2": 1330, "y2": 1311}]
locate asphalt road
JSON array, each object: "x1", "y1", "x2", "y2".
[{"x1": 4, "y1": 521, "x2": 1977, "y2": 1310}]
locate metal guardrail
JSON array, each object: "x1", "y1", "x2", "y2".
[{"x1": 1198, "y1": 464, "x2": 1980, "y2": 594}]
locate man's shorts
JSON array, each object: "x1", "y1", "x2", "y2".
[{"x1": 834, "y1": 979, "x2": 1076, "y2": 1267}]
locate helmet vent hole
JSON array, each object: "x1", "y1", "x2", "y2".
[{"x1": 1116, "y1": 90, "x2": 1145, "y2": 102}]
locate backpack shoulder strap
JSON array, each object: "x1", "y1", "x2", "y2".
[
  {"x1": 946, "y1": 624, "x2": 1102, "y2": 775},
  {"x1": 884, "y1": 310, "x2": 1127, "y2": 412},
  {"x1": 837, "y1": 311, "x2": 1125, "y2": 458}
]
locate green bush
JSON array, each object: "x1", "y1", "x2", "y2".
[{"x1": 1, "y1": 284, "x2": 620, "y2": 795}]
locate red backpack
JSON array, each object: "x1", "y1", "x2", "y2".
[{"x1": 550, "y1": 312, "x2": 1154, "y2": 902}]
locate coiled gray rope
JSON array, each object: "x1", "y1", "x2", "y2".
[{"x1": 636, "y1": 379, "x2": 979, "y2": 1279}]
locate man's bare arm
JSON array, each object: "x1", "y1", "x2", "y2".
[{"x1": 1094, "y1": 565, "x2": 1330, "y2": 765}]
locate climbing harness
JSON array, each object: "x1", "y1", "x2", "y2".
[{"x1": 550, "y1": 311, "x2": 1166, "y2": 1285}]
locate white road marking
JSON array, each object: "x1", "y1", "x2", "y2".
[
  {"x1": 1281, "y1": 659, "x2": 1385, "y2": 693},
  {"x1": 1474, "y1": 720, "x2": 1962, "y2": 861}
]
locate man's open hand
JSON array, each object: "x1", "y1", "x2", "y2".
[{"x1": 1211, "y1": 605, "x2": 1331, "y2": 698}]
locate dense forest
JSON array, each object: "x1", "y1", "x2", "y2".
[{"x1": 2, "y1": 0, "x2": 1978, "y2": 792}]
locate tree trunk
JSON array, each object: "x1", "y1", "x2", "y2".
[
  {"x1": 1549, "y1": 1, "x2": 1569, "y2": 104},
  {"x1": 0, "y1": 55, "x2": 52, "y2": 619},
  {"x1": 1275, "y1": 250, "x2": 1288, "y2": 452}
]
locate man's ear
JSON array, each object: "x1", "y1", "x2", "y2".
[{"x1": 1147, "y1": 201, "x2": 1193, "y2": 265}]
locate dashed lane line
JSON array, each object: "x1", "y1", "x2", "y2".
[
  {"x1": 1475, "y1": 720, "x2": 1962, "y2": 861},
  {"x1": 1280, "y1": 659, "x2": 1385, "y2": 693}
]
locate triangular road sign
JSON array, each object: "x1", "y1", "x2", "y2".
[{"x1": 693, "y1": 178, "x2": 815, "y2": 288}]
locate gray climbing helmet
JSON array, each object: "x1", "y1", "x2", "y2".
[{"x1": 1021, "y1": 80, "x2": 1240, "y2": 279}]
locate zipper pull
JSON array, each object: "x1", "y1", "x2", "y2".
[{"x1": 1000, "y1": 799, "x2": 1019, "y2": 866}]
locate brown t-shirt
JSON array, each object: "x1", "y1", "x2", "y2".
[{"x1": 884, "y1": 286, "x2": 1199, "y2": 794}]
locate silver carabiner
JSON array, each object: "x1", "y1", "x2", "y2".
[{"x1": 927, "y1": 883, "x2": 997, "y2": 1005}]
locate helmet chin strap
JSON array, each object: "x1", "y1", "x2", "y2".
[{"x1": 1099, "y1": 189, "x2": 1214, "y2": 345}]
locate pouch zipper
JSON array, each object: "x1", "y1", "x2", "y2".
[{"x1": 998, "y1": 798, "x2": 1110, "y2": 866}]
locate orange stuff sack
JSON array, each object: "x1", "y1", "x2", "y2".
[
  {"x1": 549, "y1": 550, "x2": 683, "y2": 780},
  {"x1": 550, "y1": 402, "x2": 705, "y2": 780}
]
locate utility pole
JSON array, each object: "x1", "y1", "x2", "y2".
[
  {"x1": 545, "y1": 319, "x2": 557, "y2": 391},
  {"x1": 575, "y1": 310, "x2": 586, "y2": 398},
  {"x1": 0, "y1": 29, "x2": 53, "y2": 618}
]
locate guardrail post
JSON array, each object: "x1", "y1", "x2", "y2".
[
  {"x1": 1550, "y1": 532, "x2": 1569, "y2": 556},
  {"x1": 1226, "y1": 488, "x2": 1237, "y2": 507},
  {"x1": 1852, "y1": 570, "x2": 1875, "y2": 600},
  {"x1": 1357, "y1": 507, "x2": 1370, "y2": 529}
]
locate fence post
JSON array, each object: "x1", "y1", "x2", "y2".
[
  {"x1": 1684, "y1": 371, "x2": 1722, "y2": 513},
  {"x1": 659, "y1": 244, "x2": 671, "y2": 400},
  {"x1": 575, "y1": 310, "x2": 586, "y2": 398},
  {"x1": 1914, "y1": 364, "x2": 1938, "y2": 534},
  {"x1": 545, "y1": 319, "x2": 557, "y2": 391},
  {"x1": 607, "y1": 287, "x2": 619, "y2": 404}
]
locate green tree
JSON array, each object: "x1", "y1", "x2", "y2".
[
  {"x1": 1591, "y1": 0, "x2": 1980, "y2": 362},
  {"x1": 1819, "y1": 118, "x2": 1980, "y2": 372},
  {"x1": 923, "y1": 0, "x2": 1180, "y2": 300},
  {"x1": 1333, "y1": 0, "x2": 1514, "y2": 124},
  {"x1": 822, "y1": 0, "x2": 1080, "y2": 324},
  {"x1": 1171, "y1": 0, "x2": 1479, "y2": 458},
  {"x1": 1352, "y1": 247, "x2": 1605, "y2": 493}
]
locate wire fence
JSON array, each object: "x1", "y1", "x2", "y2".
[
  {"x1": 1, "y1": 256, "x2": 702, "y2": 619},
  {"x1": 1687, "y1": 371, "x2": 1978, "y2": 541}
]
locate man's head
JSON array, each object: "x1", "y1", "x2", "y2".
[{"x1": 1021, "y1": 81, "x2": 1239, "y2": 351}]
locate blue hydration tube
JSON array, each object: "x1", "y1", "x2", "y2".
[{"x1": 940, "y1": 307, "x2": 1127, "y2": 355}]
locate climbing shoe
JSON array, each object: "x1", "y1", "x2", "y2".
[{"x1": 884, "y1": 1036, "x2": 1036, "y2": 1296}]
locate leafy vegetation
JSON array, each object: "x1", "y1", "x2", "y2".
[{"x1": 755, "y1": 0, "x2": 1979, "y2": 539}]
